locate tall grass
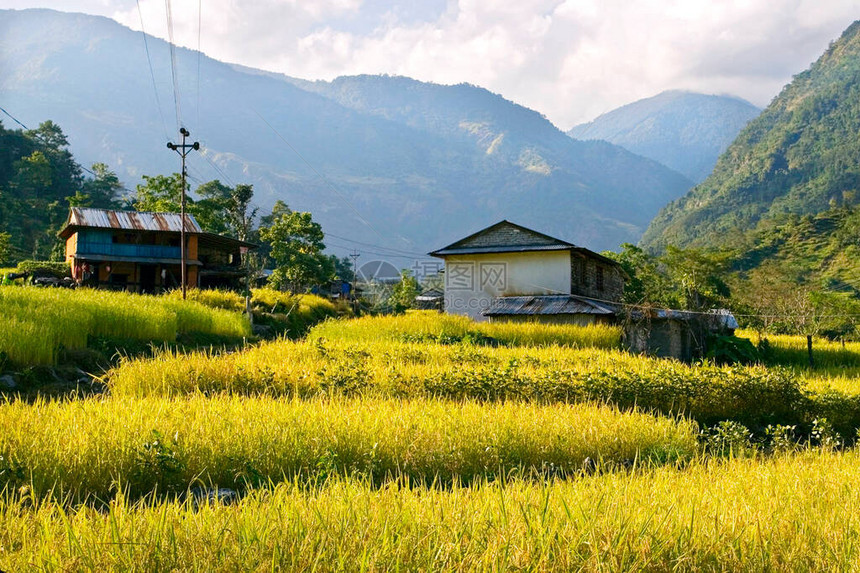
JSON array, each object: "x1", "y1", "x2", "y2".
[
  {"x1": 0, "y1": 287, "x2": 250, "y2": 365},
  {"x1": 2, "y1": 450, "x2": 859, "y2": 571},
  {"x1": 165, "y1": 288, "x2": 245, "y2": 312},
  {"x1": 0, "y1": 395, "x2": 697, "y2": 499},
  {"x1": 309, "y1": 311, "x2": 622, "y2": 348},
  {"x1": 738, "y1": 328, "x2": 860, "y2": 368}
]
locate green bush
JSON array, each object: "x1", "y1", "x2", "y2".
[{"x1": 15, "y1": 260, "x2": 71, "y2": 278}]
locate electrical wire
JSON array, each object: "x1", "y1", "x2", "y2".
[
  {"x1": 324, "y1": 239, "x2": 427, "y2": 262},
  {"x1": 164, "y1": 0, "x2": 182, "y2": 130},
  {"x1": 198, "y1": 148, "x2": 237, "y2": 187},
  {"x1": 325, "y1": 232, "x2": 428, "y2": 257},
  {"x1": 196, "y1": 0, "x2": 202, "y2": 130},
  {"x1": 135, "y1": 0, "x2": 170, "y2": 141}
]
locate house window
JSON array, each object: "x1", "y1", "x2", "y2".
[{"x1": 596, "y1": 266, "x2": 604, "y2": 291}]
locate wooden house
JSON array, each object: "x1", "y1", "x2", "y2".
[{"x1": 59, "y1": 207, "x2": 256, "y2": 292}]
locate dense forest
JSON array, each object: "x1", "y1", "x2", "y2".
[{"x1": 0, "y1": 119, "x2": 123, "y2": 262}]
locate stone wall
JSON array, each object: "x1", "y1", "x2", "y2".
[{"x1": 570, "y1": 253, "x2": 625, "y2": 302}]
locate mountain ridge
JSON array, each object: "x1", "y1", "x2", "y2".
[
  {"x1": 0, "y1": 8, "x2": 693, "y2": 255},
  {"x1": 568, "y1": 90, "x2": 761, "y2": 183}
]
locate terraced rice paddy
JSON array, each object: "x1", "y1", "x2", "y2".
[{"x1": 4, "y1": 303, "x2": 860, "y2": 570}]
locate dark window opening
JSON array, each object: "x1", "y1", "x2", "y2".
[{"x1": 596, "y1": 266, "x2": 604, "y2": 291}]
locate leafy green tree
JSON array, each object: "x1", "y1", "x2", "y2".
[
  {"x1": 0, "y1": 120, "x2": 126, "y2": 262},
  {"x1": 195, "y1": 180, "x2": 257, "y2": 240},
  {"x1": 661, "y1": 246, "x2": 731, "y2": 310},
  {"x1": 331, "y1": 255, "x2": 354, "y2": 281},
  {"x1": 131, "y1": 173, "x2": 189, "y2": 214},
  {"x1": 72, "y1": 163, "x2": 124, "y2": 209},
  {"x1": 604, "y1": 244, "x2": 673, "y2": 306},
  {"x1": 258, "y1": 204, "x2": 333, "y2": 291},
  {"x1": 389, "y1": 269, "x2": 419, "y2": 312}
]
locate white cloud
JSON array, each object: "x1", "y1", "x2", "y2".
[{"x1": 3, "y1": 0, "x2": 859, "y2": 127}]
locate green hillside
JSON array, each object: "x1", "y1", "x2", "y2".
[
  {"x1": 726, "y1": 204, "x2": 860, "y2": 335},
  {"x1": 641, "y1": 20, "x2": 860, "y2": 252}
]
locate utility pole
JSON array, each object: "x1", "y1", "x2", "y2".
[
  {"x1": 167, "y1": 127, "x2": 199, "y2": 299},
  {"x1": 350, "y1": 250, "x2": 360, "y2": 314}
]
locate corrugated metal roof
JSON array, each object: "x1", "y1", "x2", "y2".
[
  {"x1": 483, "y1": 295, "x2": 617, "y2": 316},
  {"x1": 416, "y1": 288, "x2": 444, "y2": 301},
  {"x1": 63, "y1": 208, "x2": 202, "y2": 235}
]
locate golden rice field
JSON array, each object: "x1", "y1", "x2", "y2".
[
  {"x1": 3, "y1": 451, "x2": 860, "y2": 571},
  {"x1": 308, "y1": 311, "x2": 623, "y2": 348},
  {"x1": 0, "y1": 395, "x2": 697, "y2": 500},
  {"x1": 5, "y1": 308, "x2": 860, "y2": 569},
  {"x1": 0, "y1": 286, "x2": 252, "y2": 365}
]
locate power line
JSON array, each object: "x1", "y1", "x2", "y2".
[
  {"x1": 198, "y1": 148, "x2": 237, "y2": 187},
  {"x1": 325, "y1": 232, "x2": 428, "y2": 257},
  {"x1": 135, "y1": 0, "x2": 169, "y2": 141},
  {"x1": 324, "y1": 239, "x2": 425, "y2": 261},
  {"x1": 164, "y1": 0, "x2": 182, "y2": 130},
  {"x1": 0, "y1": 105, "x2": 28, "y2": 131},
  {"x1": 195, "y1": 0, "x2": 202, "y2": 130}
]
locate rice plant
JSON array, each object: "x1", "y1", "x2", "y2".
[
  {"x1": 1, "y1": 450, "x2": 859, "y2": 571},
  {"x1": 107, "y1": 337, "x2": 813, "y2": 432},
  {"x1": 0, "y1": 287, "x2": 250, "y2": 365},
  {"x1": 309, "y1": 310, "x2": 622, "y2": 349},
  {"x1": 0, "y1": 395, "x2": 697, "y2": 499}
]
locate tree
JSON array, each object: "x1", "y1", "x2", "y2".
[
  {"x1": 258, "y1": 204, "x2": 333, "y2": 291},
  {"x1": 604, "y1": 244, "x2": 673, "y2": 306},
  {"x1": 661, "y1": 246, "x2": 731, "y2": 310},
  {"x1": 389, "y1": 269, "x2": 419, "y2": 313},
  {"x1": 130, "y1": 173, "x2": 188, "y2": 214},
  {"x1": 75, "y1": 163, "x2": 124, "y2": 209},
  {"x1": 132, "y1": 176, "x2": 259, "y2": 238},
  {"x1": 331, "y1": 255, "x2": 354, "y2": 281},
  {"x1": 195, "y1": 180, "x2": 257, "y2": 239}
]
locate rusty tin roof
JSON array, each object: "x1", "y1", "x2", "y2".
[{"x1": 60, "y1": 208, "x2": 202, "y2": 238}]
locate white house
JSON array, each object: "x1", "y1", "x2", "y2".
[{"x1": 429, "y1": 221, "x2": 626, "y2": 323}]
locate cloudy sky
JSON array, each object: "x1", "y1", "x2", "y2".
[{"x1": 1, "y1": 0, "x2": 859, "y2": 128}]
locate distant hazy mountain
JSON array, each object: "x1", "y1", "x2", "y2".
[
  {"x1": 0, "y1": 8, "x2": 693, "y2": 256},
  {"x1": 568, "y1": 91, "x2": 760, "y2": 183},
  {"x1": 641, "y1": 20, "x2": 860, "y2": 253}
]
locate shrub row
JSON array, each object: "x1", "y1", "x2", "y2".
[{"x1": 105, "y1": 338, "x2": 859, "y2": 435}]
